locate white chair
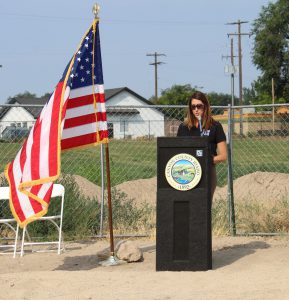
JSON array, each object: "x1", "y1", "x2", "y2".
[
  {"x1": 0, "y1": 187, "x2": 19, "y2": 258},
  {"x1": 20, "y1": 184, "x2": 65, "y2": 256}
]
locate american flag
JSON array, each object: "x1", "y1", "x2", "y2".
[
  {"x1": 5, "y1": 20, "x2": 108, "y2": 227},
  {"x1": 62, "y1": 21, "x2": 108, "y2": 149}
]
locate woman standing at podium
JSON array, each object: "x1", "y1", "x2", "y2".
[{"x1": 177, "y1": 91, "x2": 227, "y2": 199}]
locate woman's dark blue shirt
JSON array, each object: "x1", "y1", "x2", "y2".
[{"x1": 177, "y1": 121, "x2": 226, "y2": 156}]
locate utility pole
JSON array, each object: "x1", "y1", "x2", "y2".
[
  {"x1": 222, "y1": 38, "x2": 237, "y2": 104},
  {"x1": 227, "y1": 20, "x2": 251, "y2": 136},
  {"x1": 230, "y1": 38, "x2": 235, "y2": 134},
  {"x1": 146, "y1": 52, "x2": 166, "y2": 101},
  {"x1": 222, "y1": 39, "x2": 237, "y2": 235},
  {"x1": 222, "y1": 38, "x2": 238, "y2": 133}
]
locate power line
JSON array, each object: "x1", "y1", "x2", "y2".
[
  {"x1": 0, "y1": 13, "x2": 226, "y2": 26},
  {"x1": 146, "y1": 52, "x2": 166, "y2": 101}
]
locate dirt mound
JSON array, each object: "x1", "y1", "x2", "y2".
[
  {"x1": 214, "y1": 171, "x2": 289, "y2": 202},
  {"x1": 67, "y1": 175, "x2": 157, "y2": 205},
  {"x1": 114, "y1": 172, "x2": 289, "y2": 206},
  {"x1": 2, "y1": 171, "x2": 288, "y2": 205},
  {"x1": 71, "y1": 175, "x2": 102, "y2": 200},
  {"x1": 115, "y1": 177, "x2": 157, "y2": 206},
  {"x1": 72, "y1": 176, "x2": 157, "y2": 206}
]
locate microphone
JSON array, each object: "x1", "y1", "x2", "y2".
[{"x1": 197, "y1": 116, "x2": 202, "y2": 136}]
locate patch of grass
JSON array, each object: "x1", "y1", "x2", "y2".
[
  {"x1": 1, "y1": 137, "x2": 289, "y2": 188},
  {"x1": 101, "y1": 188, "x2": 155, "y2": 235},
  {"x1": 0, "y1": 142, "x2": 22, "y2": 172},
  {"x1": 236, "y1": 197, "x2": 289, "y2": 234},
  {"x1": 212, "y1": 197, "x2": 289, "y2": 235},
  {"x1": 61, "y1": 139, "x2": 157, "y2": 186},
  {"x1": 212, "y1": 199, "x2": 230, "y2": 236}
]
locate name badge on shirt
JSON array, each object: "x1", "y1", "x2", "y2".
[{"x1": 201, "y1": 130, "x2": 210, "y2": 136}]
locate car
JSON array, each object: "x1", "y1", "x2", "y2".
[{"x1": 1, "y1": 126, "x2": 30, "y2": 142}]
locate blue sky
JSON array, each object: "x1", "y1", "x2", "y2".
[{"x1": 0, "y1": 0, "x2": 274, "y2": 103}]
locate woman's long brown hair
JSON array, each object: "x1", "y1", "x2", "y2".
[{"x1": 184, "y1": 91, "x2": 214, "y2": 130}]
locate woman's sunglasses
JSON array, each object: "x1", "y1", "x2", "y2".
[{"x1": 191, "y1": 104, "x2": 204, "y2": 110}]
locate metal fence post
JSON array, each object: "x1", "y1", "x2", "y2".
[
  {"x1": 227, "y1": 104, "x2": 236, "y2": 235},
  {"x1": 99, "y1": 143, "x2": 105, "y2": 237},
  {"x1": 124, "y1": 120, "x2": 126, "y2": 139},
  {"x1": 148, "y1": 120, "x2": 151, "y2": 140}
]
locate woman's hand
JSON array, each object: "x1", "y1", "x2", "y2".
[{"x1": 213, "y1": 141, "x2": 227, "y2": 164}]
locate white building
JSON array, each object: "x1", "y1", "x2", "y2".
[
  {"x1": 105, "y1": 87, "x2": 164, "y2": 139},
  {"x1": 0, "y1": 87, "x2": 164, "y2": 140},
  {"x1": 0, "y1": 97, "x2": 46, "y2": 139}
]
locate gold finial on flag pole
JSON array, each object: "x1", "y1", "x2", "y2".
[{"x1": 92, "y1": 3, "x2": 100, "y2": 19}]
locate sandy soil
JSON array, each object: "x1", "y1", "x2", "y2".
[
  {"x1": 72, "y1": 171, "x2": 289, "y2": 206},
  {"x1": 1, "y1": 236, "x2": 289, "y2": 299}
]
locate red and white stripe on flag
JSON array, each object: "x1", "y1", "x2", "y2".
[
  {"x1": 6, "y1": 83, "x2": 69, "y2": 226},
  {"x1": 61, "y1": 84, "x2": 108, "y2": 150}
]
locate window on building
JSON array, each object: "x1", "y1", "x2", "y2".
[
  {"x1": 22, "y1": 122, "x2": 28, "y2": 128},
  {"x1": 120, "y1": 121, "x2": 128, "y2": 133}
]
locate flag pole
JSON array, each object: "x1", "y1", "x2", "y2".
[
  {"x1": 93, "y1": 3, "x2": 126, "y2": 266},
  {"x1": 105, "y1": 142, "x2": 115, "y2": 255}
]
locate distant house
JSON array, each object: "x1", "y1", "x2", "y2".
[
  {"x1": 0, "y1": 97, "x2": 48, "y2": 138},
  {"x1": 0, "y1": 87, "x2": 165, "y2": 139},
  {"x1": 105, "y1": 87, "x2": 164, "y2": 139}
]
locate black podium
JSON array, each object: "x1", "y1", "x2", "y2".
[{"x1": 156, "y1": 137, "x2": 212, "y2": 271}]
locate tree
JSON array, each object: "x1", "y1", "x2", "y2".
[
  {"x1": 252, "y1": 0, "x2": 289, "y2": 101},
  {"x1": 7, "y1": 91, "x2": 37, "y2": 102},
  {"x1": 153, "y1": 84, "x2": 234, "y2": 107},
  {"x1": 243, "y1": 85, "x2": 257, "y2": 105},
  {"x1": 151, "y1": 84, "x2": 234, "y2": 118},
  {"x1": 154, "y1": 84, "x2": 195, "y2": 105},
  {"x1": 207, "y1": 92, "x2": 234, "y2": 106},
  {"x1": 6, "y1": 91, "x2": 50, "y2": 103}
]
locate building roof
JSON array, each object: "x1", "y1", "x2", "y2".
[
  {"x1": 106, "y1": 108, "x2": 140, "y2": 114},
  {"x1": 105, "y1": 87, "x2": 152, "y2": 105},
  {"x1": 0, "y1": 96, "x2": 49, "y2": 120},
  {"x1": 0, "y1": 87, "x2": 151, "y2": 120}
]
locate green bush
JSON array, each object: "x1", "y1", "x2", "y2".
[
  {"x1": 104, "y1": 188, "x2": 155, "y2": 234},
  {"x1": 18, "y1": 174, "x2": 154, "y2": 240}
]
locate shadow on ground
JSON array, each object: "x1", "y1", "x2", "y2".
[
  {"x1": 54, "y1": 254, "x2": 100, "y2": 271},
  {"x1": 54, "y1": 243, "x2": 156, "y2": 271},
  {"x1": 213, "y1": 241, "x2": 270, "y2": 269},
  {"x1": 54, "y1": 241, "x2": 269, "y2": 271}
]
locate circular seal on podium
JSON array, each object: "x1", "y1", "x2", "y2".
[{"x1": 165, "y1": 153, "x2": 202, "y2": 191}]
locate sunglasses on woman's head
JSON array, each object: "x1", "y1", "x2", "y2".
[{"x1": 191, "y1": 104, "x2": 204, "y2": 110}]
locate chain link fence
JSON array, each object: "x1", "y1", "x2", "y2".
[{"x1": 0, "y1": 103, "x2": 289, "y2": 240}]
